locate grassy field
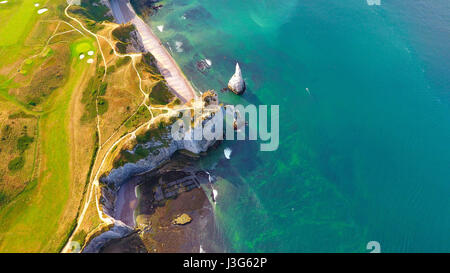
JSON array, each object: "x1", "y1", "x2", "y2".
[
  {"x1": 0, "y1": 11, "x2": 142, "y2": 251},
  {"x1": 0, "y1": 0, "x2": 44, "y2": 47},
  {"x1": 0, "y1": 99, "x2": 38, "y2": 207},
  {"x1": 0, "y1": 0, "x2": 173, "y2": 252},
  {"x1": 0, "y1": 52, "x2": 92, "y2": 251},
  {"x1": 0, "y1": 77, "x2": 40, "y2": 115}
]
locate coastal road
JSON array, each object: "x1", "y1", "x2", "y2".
[{"x1": 110, "y1": 0, "x2": 196, "y2": 103}]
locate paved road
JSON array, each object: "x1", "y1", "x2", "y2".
[{"x1": 110, "y1": 0, "x2": 196, "y2": 102}]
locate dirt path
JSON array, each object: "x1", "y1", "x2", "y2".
[{"x1": 61, "y1": 1, "x2": 204, "y2": 252}]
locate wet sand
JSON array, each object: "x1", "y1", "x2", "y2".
[
  {"x1": 101, "y1": 187, "x2": 224, "y2": 253},
  {"x1": 101, "y1": 153, "x2": 226, "y2": 253},
  {"x1": 114, "y1": 179, "x2": 139, "y2": 227},
  {"x1": 141, "y1": 187, "x2": 215, "y2": 253}
]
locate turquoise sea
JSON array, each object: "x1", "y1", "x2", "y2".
[{"x1": 147, "y1": 0, "x2": 450, "y2": 252}]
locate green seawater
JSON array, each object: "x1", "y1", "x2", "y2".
[{"x1": 147, "y1": 0, "x2": 450, "y2": 252}]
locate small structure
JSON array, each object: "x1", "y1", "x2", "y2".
[{"x1": 228, "y1": 62, "x2": 246, "y2": 95}]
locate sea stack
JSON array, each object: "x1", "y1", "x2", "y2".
[{"x1": 228, "y1": 62, "x2": 246, "y2": 95}]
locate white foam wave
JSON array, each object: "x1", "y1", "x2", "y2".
[
  {"x1": 224, "y1": 147, "x2": 232, "y2": 159},
  {"x1": 175, "y1": 41, "x2": 183, "y2": 52}
]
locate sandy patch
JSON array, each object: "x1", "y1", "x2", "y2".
[
  {"x1": 115, "y1": 179, "x2": 139, "y2": 227},
  {"x1": 37, "y1": 8, "x2": 48, "y2": 14}
]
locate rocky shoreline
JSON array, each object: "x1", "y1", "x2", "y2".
[
  {"x1": 84, "y1": 135, "x2": 224, "y2": 253},
  {"x1": 98, "y1": 152, "x2": 226, "y2": 253},
  {"x1": 83, "y1": 92, "x2": 225, "y2": 252},
  {"x1": 82, "y1": 0, "x2": 227, "y2": 253}
]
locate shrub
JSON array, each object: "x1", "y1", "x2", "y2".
[
  {"x1": 98, "y1": 82, "x2": 107, "y2": 96},
  {"x1": 112, "y1": 24, "x2": 135, "y2": 43},
  {"x1": 115, "y1": 56, "x2": 131, "y2": 68},
  {"x1": 81, "y1": 68, "x2": 106, "y2": 122},
  {"x1": 97, "y1": 98, "x2": 108, "y2": 115},
  {"x1": 17, "y1": 135, "x2": 34, "y2": 153},
  {"x1": 0, "y1": 191, "x2": 8, "y2": 207},
  {"x1": 135, "y1": 145, "x2": 149, "y2": 158},
  {"x1": 125, "y1": 105, "x2": 151, "y2": 128},
  {"x1": 113, "y1": 146, "x2": 150, "y2": 168},
  {"x1": 8, "y1": 111, "x2": 35, "y2": 119},
  {"x1": 115, "y1": 42, "x2": 128, "y2": 54},
  {"x1": 8, "y1": 156, "x2": 25, "y2": 171},
  {"x1": 149, "y1": 81, "x2": 174, "y2": 105}
]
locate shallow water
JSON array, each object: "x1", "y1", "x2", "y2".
[{"x1": 148, "y1": 0, "x2": 450, "y2": 252}]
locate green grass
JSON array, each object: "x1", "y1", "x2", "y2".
[
  {"x1": 79, "y1": 0, "x2": 112, "y2": 22},
  {"x1": 113, "y1": 145, "x2": 150, "y2": 168},
  {"x1": 72, "y1": 229, "x2": 87, "y2": 247},
  {"x1": 115, "y1": 56, "x2": 131, "y2": 68},
  {"x1": 70, "y1": 38, "x2": 95, "y2": 58},
  {"x1": 0, "y1": 77, "x2": 41, "y2": 116},
  {"x1": 136, "y1": 123, "x2": 170, "y2": 145},
  {"x1": 124, "y1": 105, "x2": 151, "y2": 128},
  {"x1": 0, "y1": 50, "x2": 89, "y2": 252},
  {"x1": 80, "y1": 65, "x2": 107, "y2": 122},
  {"x1": 0, "y1": 0, "x2": 40, "y2": 47}
]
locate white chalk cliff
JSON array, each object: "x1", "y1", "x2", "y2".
[{"x1": 228, "y1": 62, "x2": 246, "y2": 94}]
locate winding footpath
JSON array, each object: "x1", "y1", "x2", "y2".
[
  {"x1": 61, "y1": 0, "x2": 200, "y2": 252},
  {"x1": 110, "y1": 0, "x2": 197, "y2": 102}
]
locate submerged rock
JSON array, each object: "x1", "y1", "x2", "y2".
[
  {"x1": 228, "y1": 62, "x2": 246, "y2": 94},
  {"x1": 172, "y1": 213, "x2": 192, "y2": 225}
]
